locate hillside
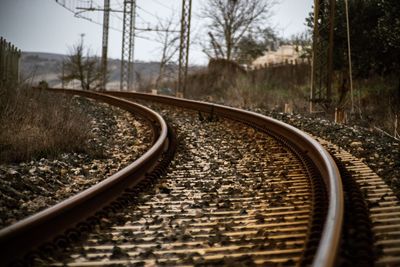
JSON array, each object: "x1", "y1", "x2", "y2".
[{"x1": 20, "y1": 52, "x2": 174, "y2": 89}]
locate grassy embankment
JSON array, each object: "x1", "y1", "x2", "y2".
[
  {"x1": 172, "y1": 59, "x2": 399, "y2": 135},
  {"x1": 0, "y1": 84, "x2": 92, "y2": 163}
]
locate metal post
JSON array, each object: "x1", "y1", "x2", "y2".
[
  {"x1": 310, "y1": 0, "x2": 319, "y2": 113},
  {"x1": 344, "y1": 0, "x2": 354, "y2": 113},
  {"x1": 327, "y1": 0, "x2": 335, "y2": 105},
  {"x1": 101, "y1": 0, "x2": 110, "y2": 91},
  {"x1": 177, "y1": 0, "x2": 192, "y2": 97},
  {"x1": 128, "y1": 0, "x2": 136, "y2": 90},
  {"x1": 120, "y1": 0, "x2": 136, "y2": 91}
]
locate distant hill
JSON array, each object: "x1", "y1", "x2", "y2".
[
  {"x1": 21, "y1": 52, "x2": 66, "y2": 87},
  {"x1": 20, "y1": 52, "x2": 178, "y2": 89}
]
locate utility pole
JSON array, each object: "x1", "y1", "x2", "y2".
[
  {"x1": 120, "y1": 0, "x2": 136, "y2": 91},
  {"x1": 177, "y1": 0, "x2": 192, "y2": 97},
  {"x1": 57, "y1": 0, "x2": 175, "y2": 92},
  {"x1": 310, "y1": 0, "x2": 335, "y2": 112},
  {"x1": 344, "y1": 0, "x2": 354, "y2": 113},
  {"x1": 101, "y1": 0, "x2": 110, "y2": 91},
  {"x1": 71, "y1": 1, "x2": 114, "y2": 91}
]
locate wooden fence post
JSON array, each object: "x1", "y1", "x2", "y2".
[
  {"x1": 0, "y1": 37, "x2": 21, "y2": 87},
  {"x1": 0, "y1": 37, "x2": 5, "y2": 85}
]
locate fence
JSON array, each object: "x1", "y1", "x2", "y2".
[{"x1": 0, "y1": 37, "x2": 21, "y2": 87}]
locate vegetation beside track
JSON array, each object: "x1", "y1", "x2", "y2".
[
  {"x1": 0, "y1": 84, "x2": 92, "y2": 163},
  {"x1": 0, "y1": 91, "x2": 152, "y2": 228}
]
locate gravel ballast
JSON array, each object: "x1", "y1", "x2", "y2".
[
  {"x1": 1, "y1": 96, "x2": 398, "y2": 231},
  {"x1": 0, "y1": 97, "x2": 152, "y2": 228},
  {"x1": 44, "y1": 103, "x2": 314, "y2": 266},
  {"x1": 262, "y1": 110, "x2": 400, "y2": 200}
]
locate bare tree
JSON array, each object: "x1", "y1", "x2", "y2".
[
  {"x1": 61, "y1": 39, "x2": 102, "y2": 90},
  {"x1": 236, "y1": 27, "x2": 280, "y2": 64},
  {"x1": 154, "y1": 16, "x2": 180, "y2": 88},
  {"x1": 288, "y1": 31, "x2": 312, "y2": 62},
  {"x1": 201, "y1": 0, "x2": 275, "y2": 61}
]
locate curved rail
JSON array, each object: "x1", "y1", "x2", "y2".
[
  {"x1": 105, "y1": 91, "x2": 344, "y2": 267},
  {"x1": 0, "y1": 89, "x2": 169, "y2": 265}
]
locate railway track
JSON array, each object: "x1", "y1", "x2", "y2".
[
  {"x1": 314, "y1": 136, "x2": 400, "y2": 266},
  {"x1": 42, "y1": 103, "x2": 326, "y2": 266},
  {"x1": 0, "y1": 89, "x2": 344, "y2": 266},
  {"x1": 0, "y1": 90, "x2": 172, "y2": 266}
]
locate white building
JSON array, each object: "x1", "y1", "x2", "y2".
[{"x1": 252, "y1": 45, "x2": 306, "y2": 68}]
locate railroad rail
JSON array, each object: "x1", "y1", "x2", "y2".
[
  {"x1": 0, "y1": 90, "x2": 171, "y2": 265},
  {"x1": 105, "y1": 91, "x2": 343, "y2": 266},
  {"x1": 314, "y1": 135, "x2": 400, "y2": 266},
  {"x1": 0, "y1": 89, "x2": 344, "y2": 266}
]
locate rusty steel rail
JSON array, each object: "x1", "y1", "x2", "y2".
[
  {"x1": 0, "y1": 89, "x2": 169, "y2": 265},
  {"x1": 105, "y1": 91, "x2": 344, "y2": 267}
]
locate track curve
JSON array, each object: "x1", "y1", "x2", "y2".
[
  {"x1": 0, "y1": 89, "x2": 344, "y2": 267},
  {"x1": 0, "y1": 90, "x2": 171, "y2": 265},
  {"x1": 105, "y1": 91, "x2": 344, "y2": 267}
]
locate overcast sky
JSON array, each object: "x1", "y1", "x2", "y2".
[{"x1": 0, "y1": 0, "x2": 313, "y2": 64}]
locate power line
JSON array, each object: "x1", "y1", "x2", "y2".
[
  {"x1": 76, "y1": 6, "x2": 124, "y2": 13},
  {"x1": 113, "y1": 0, "x2": 124, "y2": 9},
  {"x1": 55, "y1": 0, "x2": 190, "y2": 91},
  {"x1": 152, "y1": 0, "x2": 175, "y2": 12},
  {"x1": 136, "y1": 5, "x2": 160, "y2": 19},
  {"x1": 135, "y1": 34, "x2": 157, "y2": 42},
  {"x1": 136, "y1": 12, "x2": 151, "y2": 24},
  {"x1": 55, "y1": 0, "x2": 122, "y2": 32},
  {"x1": 56, "y1": 1, "x2": 177, "y2": 34}
]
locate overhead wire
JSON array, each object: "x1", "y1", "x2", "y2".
[
  {"x1": 152, "y1": 0, "x2": 175, "y2": 12},
  {"x1": 108, "y1": 2, "x2": 173, "y2": 34},
  {"x1": 55, "y1": 0, "x2": 123, "y2": 32},
  {"x1": 136, "y1": 5, "x2": 160, "y2": 20},
  {"x1": 54, "y1": 0, "x2": 181, "y2": 49}
]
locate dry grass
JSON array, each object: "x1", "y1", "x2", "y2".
[
  {"x1": 0, "y1": 85, "x2": 92, "y2": 163},
  {"x1": 196, "y1": 61, "x2": 399, "y2": 135},
  {"x1": 184, "y1": 60, "x2": 310, "y2": 111},
  {"x1": 350, "y1": 76, "x2": 400, "y2": 134}
]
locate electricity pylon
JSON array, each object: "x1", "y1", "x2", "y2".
[
  {"x1": 120, "y1": 0, "x2": 136, "y2": 91},
  {"x1": 177, "y1": 0, "x2": 192, "y2": 97},
  {"x1": 310, "y1": 0, "x2": 336, "y2": 112},
  {"x1": 101, "y1": 0, "x2": 110, "y2": 90}
]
